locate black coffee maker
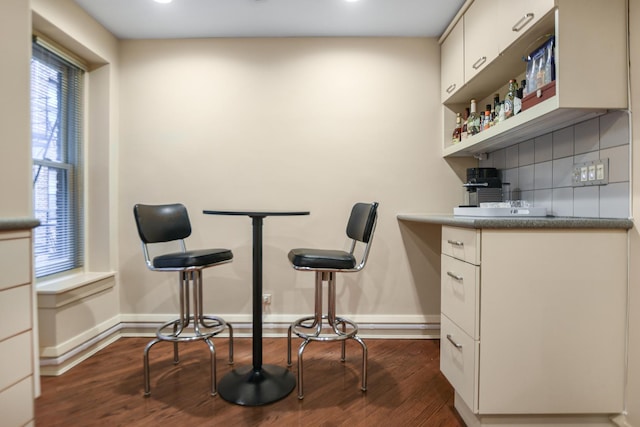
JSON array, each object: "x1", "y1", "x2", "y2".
[{"x1": 463, "y1": 168, "x2": 503, "y2": 206}]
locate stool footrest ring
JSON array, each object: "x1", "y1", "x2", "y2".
[
  {"x1": 156, "y1": 315, "x2": 228, "y2": 343},
  {"x1": 291, "y1": 315, "x2": 358, "y2": 342}
]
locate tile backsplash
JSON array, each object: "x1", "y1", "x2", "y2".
[{"x1": 479, "y1": 110, "x2": 630, "y2": 218}]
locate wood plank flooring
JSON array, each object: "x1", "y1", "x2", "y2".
[{"x1": 35, "y1": 337, "x2": 464, "y2": 426}]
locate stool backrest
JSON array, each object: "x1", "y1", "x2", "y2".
[
  {"x1": 346, "y1": 202, "x2": 378, "y2": 271},
  {"x1": 134, "y1": 203, "x2": 192, "y2": 244},
  {"x1": 346, "y1": 202, "x2": 379, "y2": 243}
]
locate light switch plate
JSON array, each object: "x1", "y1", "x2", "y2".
[{"x1": 573, "y1": 158, "x2": 609, "y2": 186}]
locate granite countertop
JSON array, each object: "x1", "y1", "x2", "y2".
[
  {"x1": 397, "y1": 213, "x2": 634, "y2": 230},
  {"x1": 0, "y1": 217, "x2": 41, "y2": 231}
]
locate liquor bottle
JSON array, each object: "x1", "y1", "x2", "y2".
[
  {"x1": 461, "y1": 107, "x2": 470, "y2": 139},
  {"x1": 517, "y1": 79, "x2": 526, "y2": 113},
  {"x1": 503, "y1": 79, "x2": 518, "y2": 119},
  {"x1": 483, "y1": 105, "x2": 491, "y2": 130},
  {"x1": 467, "y1": 99, "x2": 481, "y2": 136},
  {"x1": 452, "y1": 113, "x2": 462, "y2": 144},
  {"x1": 492, "y1": 93, "x2": 500, "y2": 123}
]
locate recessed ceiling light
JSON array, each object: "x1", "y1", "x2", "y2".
[{"x1": 154, "y1": 0, "x2": 173, "y2": 4}]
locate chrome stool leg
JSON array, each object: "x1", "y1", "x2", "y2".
[
  {"x1": 297, "y1": 339, "x2": 311, "y2": 399},
  {"x1": 354, "y1": 335, "x2": 368, "y2": 391},
  {"x1": 205, "y1": 337, "x2": 217, "y2": 396},
  {"x1": 143, "y1": 268, "x2": 232, "y2": 397},
  {"x1": 289, "y1": 271, "x2": 367, "y2": 399},
  {"x1": 143, "y1": 338, "x2": 162, "y2": 397}
]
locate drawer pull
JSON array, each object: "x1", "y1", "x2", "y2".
[
  {"x1": 447, "y1": 271, "x2": 463, "y2": 281},
  {"x1": 446, "y1": 334, "x2": 463, "y2": 350},
  {"x1": 446, "y1": 83, "x2": 456, "y2": 94},
  {"x1": 512, "y1": 13, "x2": 534, "y2": 32},
  {"x1": 472, "y1": 56, "x2": 487, "y2": 70},
  {"x1": 447, "y1": 239, "x2": 464, "y2": 247}
]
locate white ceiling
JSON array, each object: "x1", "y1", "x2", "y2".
[{"x1": 73, "y1": 0, "x2": 465, "y2": 39}]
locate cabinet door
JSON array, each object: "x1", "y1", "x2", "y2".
[
  {"x1": 464, "y1": 0, "x2": 500, "y2": 82},
  {"x1": 441, "y1": 18, "x2": 464, "y2": 102},
  {"x1": 478, "y1": 229, "x2": 626, "y2": 414},
  {"x1": 498, "y1": 0, "x2": 555, "y2": 53}
]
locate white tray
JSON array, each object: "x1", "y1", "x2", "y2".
[{"x1": 454, "y1": 207, "x2": 548, "y2": 217}]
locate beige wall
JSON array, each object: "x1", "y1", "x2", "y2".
[
  {"x1": 0, "y1": 0, "x2": 31, "y2": 218},
  {"x1": 117, "y1": 37, "x2": 464, "y2": 325},
  {"x1": 627, "y1": 1, "x2": 640, "y2": 425}
]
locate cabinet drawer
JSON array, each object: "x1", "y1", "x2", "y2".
[
  {"x1": 0, "y1": 237, "x2": 30, "y2": 291},
  {"x1": 0, "y1": 285, "x2": 31, "y2": 342},
  {"x1": 442, "y1": 226, "x2": 480, "y2": 264},
  {"x1": 441, "y1": 254, "x2": 479, "y2": 339},
  {"x1": 440, "y1": 314, "x2": 479, "y2": 413},
  {"x1": 0, "y1": 332, "x2": 32, "y2": 389}
]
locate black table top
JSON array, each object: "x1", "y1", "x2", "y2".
[{"x1": 203, "y1": 210, "x2": 310, "y2": 217}]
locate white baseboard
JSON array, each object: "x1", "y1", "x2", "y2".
[{"x1": 39, "y1": 316, "x2": 441, "y2": 375}]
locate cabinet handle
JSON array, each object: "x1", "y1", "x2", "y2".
[
  {"x1": 447, "y1": 271, "x2": 463, "y2": 281},
  {"x1": 472, "y1": 56, "x2": 487, "y2": 70},
  {"x1": 512, "y1": 13, "x2": 535, "y2": 32},
  {"x1": 446, "y1": 334, "x2": 463, "y2": 350},
  {"x1": 447, "y1": 239, "x2": 464, "y2": 247},
  {"x1": 446, "y1": 83, "x2": 456, "y2": 94}
]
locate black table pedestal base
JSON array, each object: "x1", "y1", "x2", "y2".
[{"x1": 218, "y1": 365, "x2": 296, "y2": 406}]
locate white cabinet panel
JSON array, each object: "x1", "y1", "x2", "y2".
[
  {"x1": 478, "y1": 229, "x2": 626, "y2": 414},
  {"x1": 441, "y1": 254, "x2": 479, "y2": 339},
  {"x1": 498, "y1": 0, "x2": 555, "y2": 52},
  {"x1": 463, "y1": 0, "x2": 500, "y2": 82},
  {"x1": 0, "y1": 238, "x2": 30, "y2": 291},
  {"x1": 442, "y1": 226, "x2": 480, "y2": 265},
  {"x1": 441, "y1": 19, "x2": 464, "y2": 102},
  {"x1": 0, "y1": 332, "x2": 32, "y2": 391},
  {"x1": 0, "y1": 376, "x2": 34, "y2": 427},
  {"x1": 0, "y1": 285, "x2": 31, "y2": 341},
  {"x1": 440, "y1": 314, "x2": 479, "y2": 412}
]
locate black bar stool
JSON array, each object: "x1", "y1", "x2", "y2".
[
  {"x1": 286, "y1": 202, "x2": 379, "y2": 399},
  {"x1": 133, "y1": 203, "x2": 234, "y2": 397}
]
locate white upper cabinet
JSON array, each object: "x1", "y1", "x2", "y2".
[
  {"x1": 497, "y1": 0, "x2": 555, "y2": 53},
  {"x1": 441, "y1": 19, "x2": 464, "y2": 102},
  {"x1": 441, "y1": 0, "x2": 628, "y2": 158},
  {"x1": 463, "y1": 0, "x2": 500, "y2": 82}
]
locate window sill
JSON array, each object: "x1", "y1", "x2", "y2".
[{"x1": 37, "y1": 271, "x2": 116, "y2": 309}]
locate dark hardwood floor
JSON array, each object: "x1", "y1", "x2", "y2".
[{"x1": 35, "y1": 337, "x2": 464, "y2": 426}]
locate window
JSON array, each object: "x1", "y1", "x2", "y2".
[{"x1": 31, "y1": 41, "x2": 85, "y2": 278}]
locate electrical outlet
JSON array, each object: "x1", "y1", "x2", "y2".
[{"x1": 263, "y1": 293, "x2": 272, "y2": 305}]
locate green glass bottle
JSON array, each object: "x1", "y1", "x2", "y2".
[{"x1": 467, "y1": 99, "x2": 481, "y2": 135}]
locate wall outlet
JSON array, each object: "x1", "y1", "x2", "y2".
[{"x1": 263, "y1": 293, "x2": 272, "y2": 305}]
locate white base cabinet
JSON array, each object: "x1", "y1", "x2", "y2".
[
  {"x1": 0, "y1": 230, "x2": 35, "y2": 427},
  {"x1": 440, "y1": 226, "x2": 627, "y2": 425}
]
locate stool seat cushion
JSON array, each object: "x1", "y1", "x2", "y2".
[
  {"x1": 288, "y1": 248, "x2": 356, "y2": 270},
  {"x1": 153, "y1": 249, "x2": 233, "y2": 269}
]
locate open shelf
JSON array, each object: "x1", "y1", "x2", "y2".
[{"x1": 443, "y1": 96, "x2": 606, "y2": 157}]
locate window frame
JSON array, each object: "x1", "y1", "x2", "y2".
[{"x1": 31, "y1": 39, "x2": 85, "y2": 279}]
